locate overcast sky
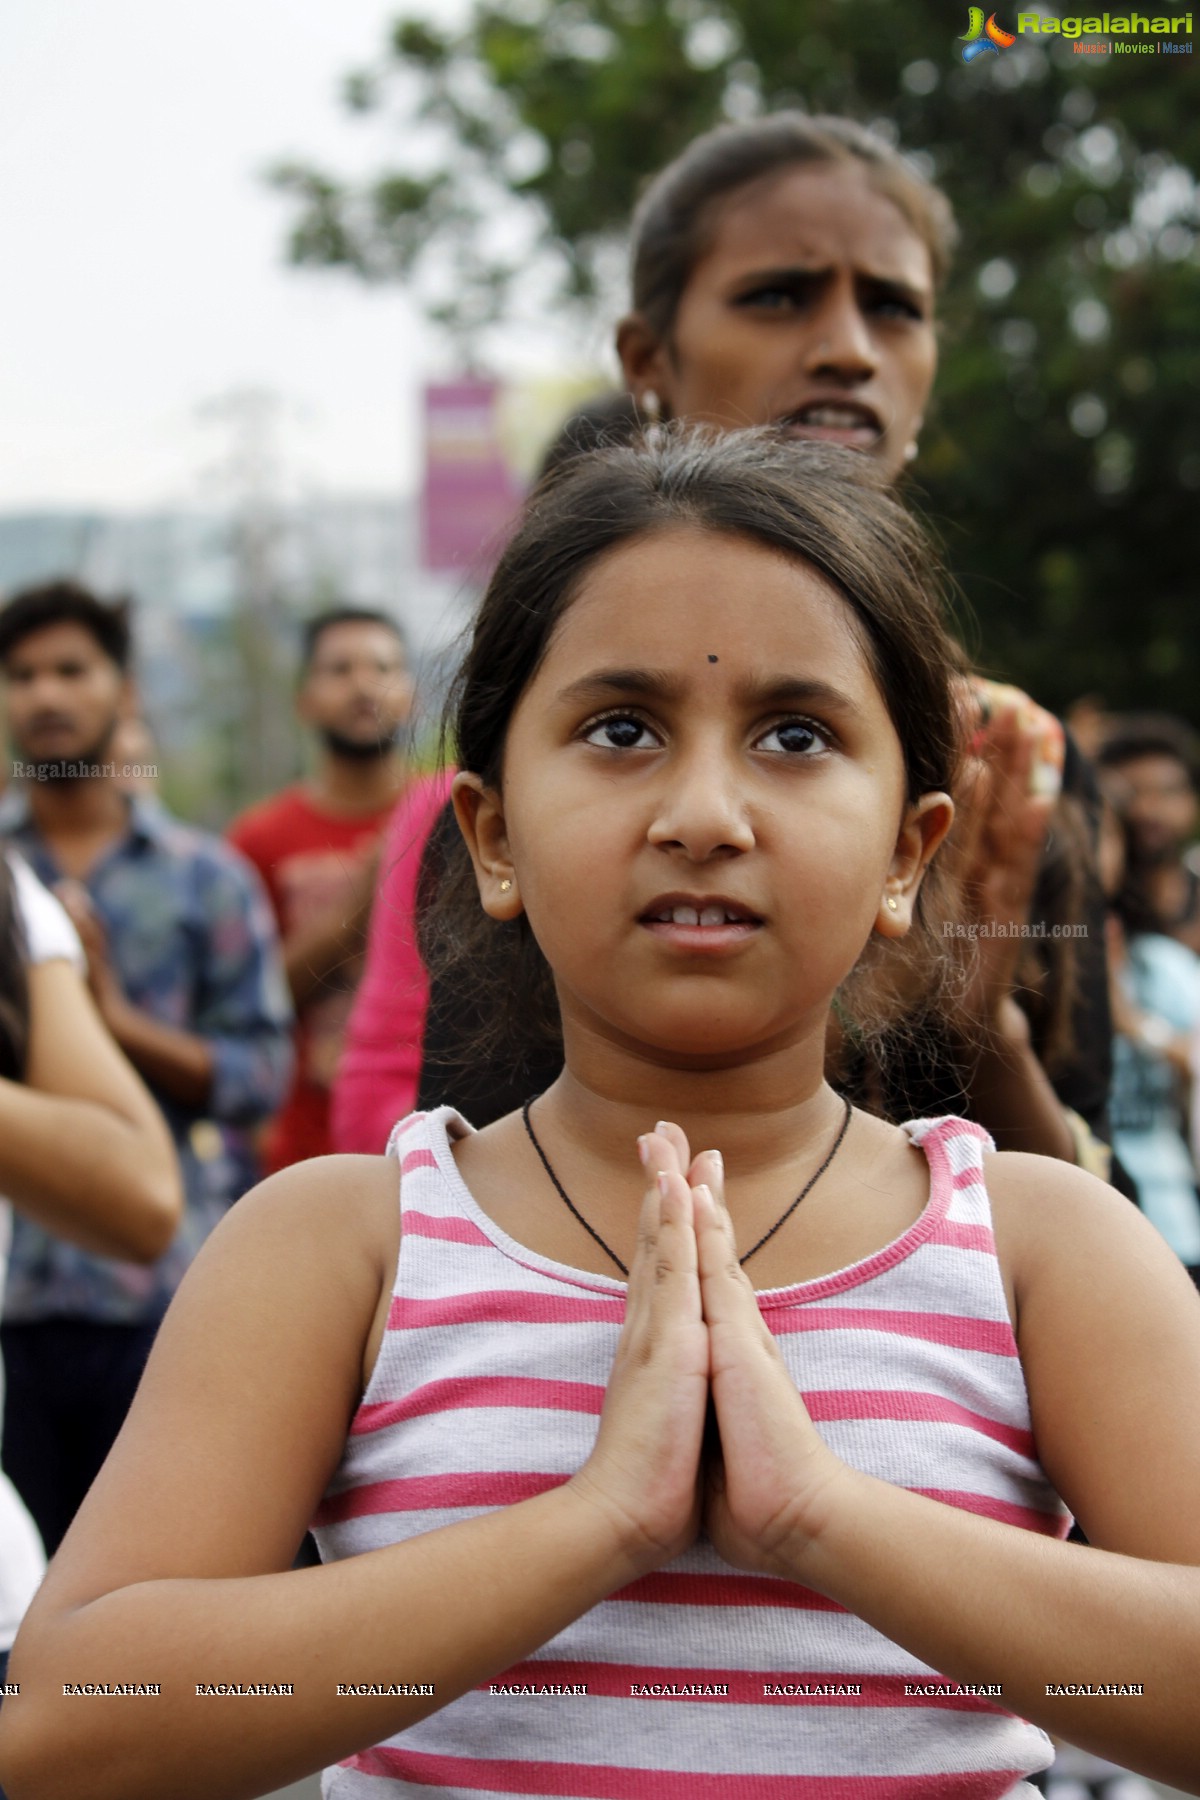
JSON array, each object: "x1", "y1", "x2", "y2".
[{"x1": 1, "y1": 0, "x2": 583, "y2": 512}]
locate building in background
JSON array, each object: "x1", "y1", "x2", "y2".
[{"x1": 0, "y1": 495, "x2": 465, "y2": 825}]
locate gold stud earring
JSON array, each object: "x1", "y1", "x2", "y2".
[
  {"x1": 499, "y1": 879, "x2": 512, "y2": 893},
  {"x1": 886, "y1": 895, "x2": 899, "y2": 912}
]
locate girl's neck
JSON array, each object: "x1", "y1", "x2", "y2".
[{"x1": 538, "y1": 1020, "x2": 836, "y2": 1179}]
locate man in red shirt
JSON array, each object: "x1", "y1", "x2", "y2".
[{"x1": 228, "y1": 608, "x2": 413, "y2": 1170}]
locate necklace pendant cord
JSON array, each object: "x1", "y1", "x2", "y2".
[{"x1": 521, "y1": 1093, "x2": 854, "y2": 1279}]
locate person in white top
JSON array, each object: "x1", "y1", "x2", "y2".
[{"x1": 0, "y1": 852, "x2": 181, "y2": 1686}]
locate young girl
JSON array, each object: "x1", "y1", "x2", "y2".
[{"x1": 3, "y1": 433, "x2": 1199, "y2": 1800}]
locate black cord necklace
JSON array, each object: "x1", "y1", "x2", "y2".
[{"x1": 520, "y1": 1093, "x2": 854, "y2": 1279}]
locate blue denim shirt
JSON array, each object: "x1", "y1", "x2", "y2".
[
  {"x1": 0, "y1": 790, "x2": 293, "y2": 1324},
  {"x1": 1110, "y1": 930, "x2": 1200, "y2": 1265}
]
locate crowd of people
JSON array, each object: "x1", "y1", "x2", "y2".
[{"x1": 0, "y1": 111, "x2": 1196, "y2": 1800}]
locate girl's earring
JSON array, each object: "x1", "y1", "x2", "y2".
[
  {"x1": 640, "y1": 389, "x2": 662, "y2": 424},
  {"x1": 499, "y1": 879, "x2": 513, "y2": 894},
  {"x1": 885, "y1": 895, "x2": 900, "y2": 912},
  {"x1": 903, "y1": 416, "x2": 923, "y2": 466}
]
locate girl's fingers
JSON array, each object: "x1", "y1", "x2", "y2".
[
  {"x1": 576, "y1": 1141, "x2": 706, "y2": 1571},
  {"x1": 688, "y1": 1146, "x2": 724, "y2": 1201},
  {"x1": 628, "y1": 1139, "x2": 699, "y2": 1326},
  {"x1": 693, "y1": 1179, "x2": 774, "y2": 1343},
  {"x1": 652, "y1": 1119, "x2": 692, "y2": 1176}
]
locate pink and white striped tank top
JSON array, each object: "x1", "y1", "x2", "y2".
[{"x1": 312, "y1": 1107, "x2": 1069, "y2": 1799}]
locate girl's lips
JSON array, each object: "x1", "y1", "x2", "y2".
[
  {"x1": 640, "y1": 916, "x2": 761, "y2": 955},
  {"x1": 639, "y1": 899, "x2": 763, "y2": 954}
]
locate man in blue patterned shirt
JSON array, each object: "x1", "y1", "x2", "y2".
[{"x1": 0, "y1": 579, "x2": 292, "y2": 1550}]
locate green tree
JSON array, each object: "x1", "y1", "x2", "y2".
[{"x1": 272, "y1": 1, "x2": 1200, "y2": 718}]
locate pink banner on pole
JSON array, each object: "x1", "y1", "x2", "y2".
[{"x1": 420, "y1": 380, "x2": 524, "y2": 573}]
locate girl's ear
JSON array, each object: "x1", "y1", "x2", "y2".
[
  {"x1": 451, "y1": 771, "x2": 524, "y2": 921},
  {"x1": 615, "y1": 313, "x2": 672, "y2": 420},
  {"x1": 876, "y1": 790, "x2": 955, "y2": 939}
]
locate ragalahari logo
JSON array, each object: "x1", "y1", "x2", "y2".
[{"x1": 960, "y1": 7, "x2": 1019, "y2": 55}]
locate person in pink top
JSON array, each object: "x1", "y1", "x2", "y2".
[{"x1": 331, "y1": 769, "x2": 455, "y2": 1153}]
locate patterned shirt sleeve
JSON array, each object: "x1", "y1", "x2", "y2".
[{"x1": 191, "y1": 840, "x2": 294, "y2": 1124}]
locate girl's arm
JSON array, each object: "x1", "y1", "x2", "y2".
[
  {"x1": 0, "y1": 1138, "x2": 707, "y2": 1800},
  {"x1": 698, "y1": 1156, "x2": 1200, "y2": 1792},
  {"x1": 0, "y1": 958, "x2": 181, "y2": 1261}
]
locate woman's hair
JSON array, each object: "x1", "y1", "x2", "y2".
[
  {"x1": 0, "y1": 856, "x2": 30, "y2": 1083},
  {"x1": 630, "y1": 112, "x2": 958, "y2": 342},
  {"x1": 420, "y1": 428, "x2": 964, "y2": 1071},
  {"x1": 535, "y1": 390, "x2": 645, "y2": 482}
]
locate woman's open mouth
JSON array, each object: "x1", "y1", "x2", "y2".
[{"x1": 777, "y1": 402, "x2": 882, "y2": 450}]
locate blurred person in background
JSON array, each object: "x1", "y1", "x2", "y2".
[
  {"x1": 228, "y1": 607, "x2": 416, "y2": 1172},
  {"x1": 1097, "y1": 714, "x2": 1200, "y2": 955},
  {"x1": 109, "y1": 713, "x2": 160, "y2": 799},
  {"x1": 0, "y1": 849, "x2": 180, "y2": 1755},
  {"x1": 0, "y1": 579, "x2": 292, "y2": 1552},
  {"x1": 1098, "y1": 778, "x2": 1200, "y2": 1281}
]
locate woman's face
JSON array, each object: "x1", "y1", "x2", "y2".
[{"x1": 619, "y1": 161, "x2": 939, "y2": 483}]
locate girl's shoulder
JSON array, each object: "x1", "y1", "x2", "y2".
[
  {"x1": 196, "y1": 1152, "x2": 402, "y2": 1380},
  {"x1": 235, "y1": 1149, "x2": 401, "y2": 1238},
  {"x1": 982, "y1": 1148, "x2": 1196, "y2": 1344},
  {"x1": 985, "y1": 1147, "x2": 1152, "y2": 1263}
]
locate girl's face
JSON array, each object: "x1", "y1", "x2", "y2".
[
  {"x1": 619, "y1": 162, "x2": 938, "y2": 483},
  {"x1": 458, "y1": 527, "x2": 952, "y2": 1069}
]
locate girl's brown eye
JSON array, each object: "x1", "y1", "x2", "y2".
[
  {"x1": 584, "y1": 715, "x2": 655, "y2": 750},
  {"x1": 757, "y1": 719, "x2": 828, "y2": 756}
]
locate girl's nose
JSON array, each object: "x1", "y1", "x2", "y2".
[{"x1": 646, "y1": 754, "x2": 756, "y2": 861}]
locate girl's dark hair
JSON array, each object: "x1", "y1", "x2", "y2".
[
  {"x1": 420, "y1": 428, "x2": 963, "y2": 1070},
  {"x1": 630, "y1": 112, "x2": 958, "y2": 343},
  {"x1": 0, "y1": 855, "x2": 30, "y2": 1083}
]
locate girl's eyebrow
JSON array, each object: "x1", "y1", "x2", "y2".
[
  {"x1": 746, "y1": 676, "x2": 864, "y2": 717},
  {"x1": 556, "y1": 668, "x2": 682, "y2": 706},
  {"x1": 557, "y1": 668, "x2": 863, "y2": 717}
]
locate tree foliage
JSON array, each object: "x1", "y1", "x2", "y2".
[{"x1": 272, "y1": 1, "x2": 1200, "y2": 718}]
